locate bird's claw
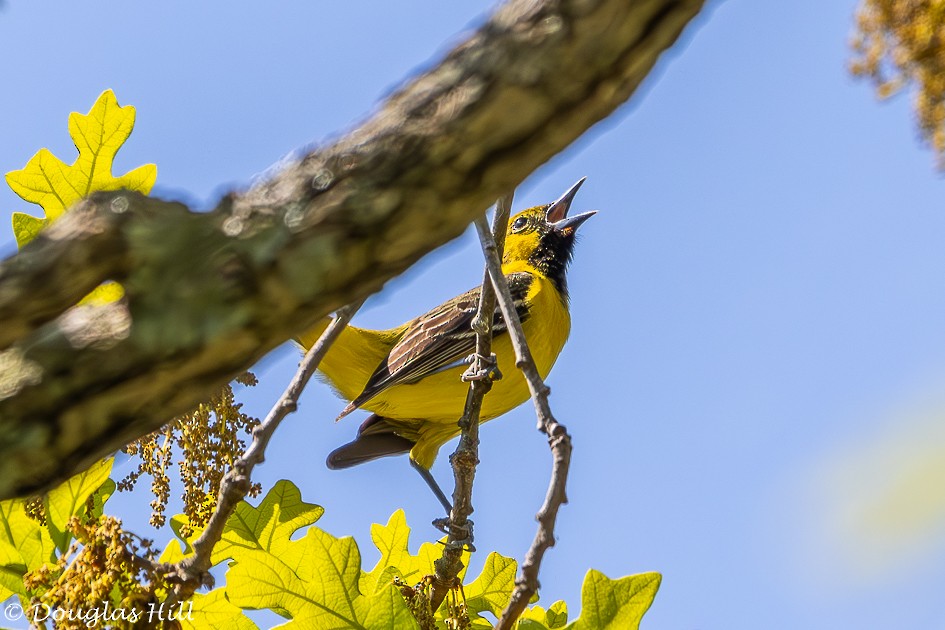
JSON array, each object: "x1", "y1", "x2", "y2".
[
  {"x1": 432, "y1": 517, "x2": 450, "y2": 534},
  {"x1": 461, "y1": 353, "x2": 502, "y2": 382},
  {"x1": 432, "y1": 517, "x2": 476, "y2": 552}
]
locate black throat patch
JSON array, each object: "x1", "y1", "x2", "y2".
[{"x1": 528, "y1": 229, "x2": 576, "y2": 303}]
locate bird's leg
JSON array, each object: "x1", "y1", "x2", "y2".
[
  {"x1": 414, "y1": 463, "x2": 476, "y2": 549},
  {"x1": 461, "y1": 352, "x2": 502, "y2": 382},
  {"x1": 411, "y1": 459, "x2": 453, "y2": 515}
]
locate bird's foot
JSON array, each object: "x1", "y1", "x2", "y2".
[
  {"x1": 461, "y1": 353, "x2": 502, "y2": 382},
  {"x1": 432, "y1": 517, "x2": 476, "y2": 552}
]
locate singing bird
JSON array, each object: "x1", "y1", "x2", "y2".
[{"x1": 297, "y1": 179, "x2": 594, "y2": 509}]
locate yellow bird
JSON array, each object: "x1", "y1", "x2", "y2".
[{"x1": 297, "y1": 180, "x2": 594, "y2": 509}]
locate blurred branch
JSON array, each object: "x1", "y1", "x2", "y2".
[
  {"x1": 0, "y1": 0, "x2": 705, "y2": 500},
  {"x1": 430, "y1": 193, "x2": 514, "y2": 612},
  {"x1": 474, "y1": 218, "x2": 573, "y2": 630},
  {"x1": 166, "y1": 301, "x2": 363, "y2": 603}
]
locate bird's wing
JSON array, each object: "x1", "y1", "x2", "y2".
[{"x1": 346, "y1": 272, "x2": 534, "y2": 411}]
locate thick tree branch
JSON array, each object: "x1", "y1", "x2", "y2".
[{"x1": 0, "y1": 0, "x2": 705, "y2": 499}]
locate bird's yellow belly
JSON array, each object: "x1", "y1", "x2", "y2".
[
  {"x1": 361, "y1": 333, "x2": 529, "y2": 422},
  {"x1": 363, "y1": 276, "x2": 570, "y2": 422}
]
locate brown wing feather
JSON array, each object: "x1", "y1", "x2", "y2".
[
  {"x1": 386, "y1": 290, "x2": 479, "y2": 375},
  {"x1": 345, "y1": 272, "x2": 534, "y2": 412}
]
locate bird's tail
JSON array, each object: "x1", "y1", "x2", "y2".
[
  {"x1": 326, "y1": 414, "x2": 415, "y2": 469},
  {"x1": 295, "y1": 317, "x2": 400, "y2": 404}
]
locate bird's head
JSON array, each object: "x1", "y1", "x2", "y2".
[{"x1": 502, "y1": 178, "x2": 595, "y2": 298}]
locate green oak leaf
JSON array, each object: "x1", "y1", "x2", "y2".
[
  {"x1": 225, "y1": 526, "x2": 418, "y2": 629},
  {"x1": 161, "y1": 482, "x2": 659, "y2": 630},
  {"x1": 518, "y1": 600, "x2": 568, "y2": 629},
  {"x1": 455, "y1": 551, "x2": 518, "y2": 627},
  {"x1": 212, "y1": 479, "x2": 324, "y2": 564},
  {"x1": 180, "y1": 589, "x2": 259, "y2": 630},
  {"x1": 6, "y1": 89, "x2": 156, "y2": 227},
  {"x1": 0, "y1": 498, "x2": 55, "y2": 577},
  {"x1": 45, "y1": 458, "x2": 113, "y2": 553},
  {"x1": 0, "y1": 539, "x2": 27, "y2": 600},
  {"x1": 565, "y1": 570, "x2": 661, "y2": 630},
  {"x1": 363, "y1": 509, "x2": 468, "y2": 594},
  {"x1": 11, "y1": 212, "x2": 46, "y2": 248},
  {"x1": 6, "y1": 90, "x2": 156, "y2": 304}
]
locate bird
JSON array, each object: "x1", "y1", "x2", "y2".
[{"x1": 297, "y1": 179, "x2": 595, "y2": 511}]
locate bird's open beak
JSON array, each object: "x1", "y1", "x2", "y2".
[
  {"x1": 546, "y1": 177, "x2": 595, "y2": 234},
  {"x1": 552, "y1": 210, "x2": 596, "y2": 234}
]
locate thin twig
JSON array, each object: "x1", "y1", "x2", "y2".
[
  {"x1": 474, "y1": 218, "x2": 574, "y2": 630},
  {"x1": 166, "y1": 300, "x2": 364, "y2": 603},
  {"x1": 430, "y1": 193, "x2": 514, "y2": 611}
]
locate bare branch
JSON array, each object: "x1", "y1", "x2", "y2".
[
  {"x1": 430, "y1": 193, "x2": 514, "y2": 611},
  {"x1": 473, "y1": 218, "x2": 573, "y2": 630},
  {"x1": 166, "y1": 301, "x2": 363, "y2": 602},
  {"x1": 0, "y1": 0, "x2": 705, "y2": 499}
]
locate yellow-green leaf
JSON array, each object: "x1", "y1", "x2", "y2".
[
  {"x1": 544, "y1": 600, "x2": 568, "y2": 628},
  {"x1": 6, "y1": 89, "x2": 156, "y2": 224},
  {"x1": 162, "y1": 482, "x2": 324, "y2": 566},
  {"x1": 159, "y1": 538, "x2": 188, "y2": 565},
  {"x1": 225, "y1": 527, "x2": 418, "y2": 629},
  {"x1": 44, "y1": 458, "x2": 113, "y2": 553},
  {"x1": 211, "y1": 479, "x2": 324, "y2": 565},
  {"x1": 0, "y1": 498, "x2": 55, "y2": 574},
  {"x1": 182, "y1": 485, "x2": 420, "y2": 628},
  {"x1": 0, "y1": 539, "x2": 27, "y2": 600},
  {"x1": 359, "y1": 580, "x2": 422, "y2": 630},
  {"x1": 519, "y1": 600, "x2": 568, "y2": 629},
  {"x1": 565, "y1": 571, "x2": 661, "y2": 630},
  {"x1": 180, "y1": 589, "x2": 259, "y2": 630},
  {"x1": 6, "y1": 89, "x2": 154, "y2": 308},
  {"x1": 368, "y1": 509, "x2": 412, "y2": 579},
  {"x1": 172, "y1": 488, "x2": 653, "y2": 630},
  {"x1": 11, "y1": 212, "x2": 46, "y2": 248},
  {"x1": 87, "y1": 477, "x2": 116, "y2": 522},
  {"x1": 364, "y1": 509, "x2": 464, "y2": 594},
  {"x1": 0, "y1": 460, "x2": 118, "y2": 602},
  {"x1": 454, "y1": 552, "x2": 518, "y2": 627},
  {"x1": 159, "y1": 514, "x2": 202, "y2": 564}
]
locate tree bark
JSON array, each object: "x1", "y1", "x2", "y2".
[{"x1": 0, "y1": 0, "x2": 705, "y2": 500}]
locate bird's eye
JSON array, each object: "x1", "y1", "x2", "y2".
[{"x1": 511, "y1": 217, "x2": 529, "y2": 233}]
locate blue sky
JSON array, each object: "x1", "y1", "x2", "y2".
[{"x1": 3, "y1": 1, "x2": 945, "y2": 628}]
